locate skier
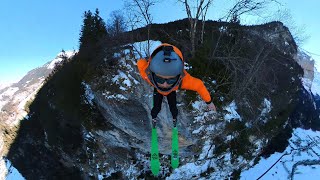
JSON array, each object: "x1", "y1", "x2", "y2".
[{"x1": 137, "y1": 43, "x2": 216, "y2": 128}]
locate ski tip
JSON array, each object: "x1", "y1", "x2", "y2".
[
  {"x1": 171, "y1": 155, "x2": 179, "y2": 169},
  {"x1": 172, "y1": 165, "x2": 179, "y2": 169},
  {"x1": 171, "y1": 161, "x2": 179, "y2": 169},
  {"x1": 151, "y1": 166, "x2": 160, "y2": 176}
]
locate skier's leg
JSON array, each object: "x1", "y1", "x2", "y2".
[
  {"x1": 151, "y1": 88, "x2": 163, "y2": 127},
  {"x1": 167, "y1": 91, "x2": 178, "y2": 127}
]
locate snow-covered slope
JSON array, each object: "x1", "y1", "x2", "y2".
[
  {"x1": 0, "y1": 83, "x2": 11, "y2": 91},
  {"x1": 241, "y1": 128, "x2": 320, "y2": 179}
]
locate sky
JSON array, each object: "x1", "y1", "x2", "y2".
[{"x1": 0, "y1": 0, "x2": 319, "y2": 85}]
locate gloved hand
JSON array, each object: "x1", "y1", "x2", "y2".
[{"x1": 207, "y1": 102, "x2": 217, "y2": 112}]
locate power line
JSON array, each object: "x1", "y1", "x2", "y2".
[
  {"x1": 256, "y1": 151, "x2": 289, "y2": 180},
  {"x1": 298, "y1": 47, "x2": 320, "y2": 57}
]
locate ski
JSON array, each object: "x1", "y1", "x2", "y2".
[
  {"x1": 171, "y1": 126, "x2": 179, "y2": 169},
  {"x1": 151, "y1": 127, "x2": 160, "y2": 176}
]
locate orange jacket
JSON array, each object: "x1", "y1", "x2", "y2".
[{"x1": 137, "y1": 58, "x2": 212, "y2": 103}]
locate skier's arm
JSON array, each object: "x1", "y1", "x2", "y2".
[
  {"x1": 137, "y1": 58, "x2": 148, "y2": 79},
  {"x1": 181, "y1": 72, "x2": 217, "y2": 111},
  {"x1": 180, "y1": 72, "x2": 212, "y2": 103}
]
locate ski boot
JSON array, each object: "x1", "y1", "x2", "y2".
[
  {"x1": 173, "y1": 119, "x2": 177, "y2": 127},
  {"x1": 152, "y1": 118, "x2": 157, "y2": 128}
]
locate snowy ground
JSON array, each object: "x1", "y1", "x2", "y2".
[{"x1": 241, "y1": 128, "x2": 320, "y2": 180}]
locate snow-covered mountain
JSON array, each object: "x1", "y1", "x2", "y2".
[
  {"x1": 0, "y1": 83, "x2": 11, "y2": 91},
  {"x1": 0, "y1": 51, "x2": 76, "y2": 126}
]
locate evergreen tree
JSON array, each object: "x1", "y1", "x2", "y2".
[
  {"x1": 93, "y1": 9, "x2": 107, "y2": 40},
  {"x1": 79, "y1": 10, "x2": 94, "y2": 50},
  {"x1": 79, "y1": 9, "x2": 108, "y2": 57}
]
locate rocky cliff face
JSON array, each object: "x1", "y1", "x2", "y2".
[
  {"x1": 295, "y1": 50, "x2": 315, "y2": 87},
  {"x1": 249, "y1": 21, "x2": 297, "y2": 56}
]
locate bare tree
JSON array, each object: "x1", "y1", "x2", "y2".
[
  {"x1": 125, "y1": 0, "x2": 158, "y2": 57},
  {"x1": 223, "y1": 0, "x2": 276, "y2": 22},
  {"x1": 107, "y1": 10, "x2": 127, "y2": 37},
  {"x1": 200, "y1": 0, "x2": 213, "y2": 44},
  {"x1": 178, "y1": 0, "x2": 213, "y2": 57},
  {"x1": 262, "y1": 8, "x2": 309, "y2": 46}
]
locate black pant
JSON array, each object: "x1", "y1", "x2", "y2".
[{"x1": 151, "y1": 88, "x2": 178, "y2": 119}]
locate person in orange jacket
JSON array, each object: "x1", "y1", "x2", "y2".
[{"x1": 137, "y1": 43, "x2": 216, "y2": 127}]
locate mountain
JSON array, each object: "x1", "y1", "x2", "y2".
[
  {"x1": 0, "y1": 83, "x2": 11, "y2": 91},
  {"x1": 1, "y1": 19, "x2": 319, "y2": 179},
  {"x1": 0, "y1": 51, "x2": 76, "y2": 179},
  {"x1": 0, "y1": 51, "x2": 76, "y2": 126}
]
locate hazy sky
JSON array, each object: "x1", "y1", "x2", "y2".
[{"x1": 0, "y1": 0, "x2": 319, "y2": 85}]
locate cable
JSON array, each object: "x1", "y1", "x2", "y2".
[
  {"x1": 256, "y1": 151, "x2": 289, "y2": 180},
  {"x1": 298, "y1": 47, "x2": 320, "y2": 57}
]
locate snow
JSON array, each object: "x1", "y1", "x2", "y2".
[
  {"x1": 0, "y1": 87, "x2": 19, "y2": 110},
  {"x1": 102, "y1": 91, "x2": 128, "y2": 101},
  {"x1": 57, "y1": 50, "x2": 76, "y2": 58},
  {"x1": 241, "y1": 128, "x2": 320, "y2": 180},
  {"x1": 0, "y1": 83, "x2": 11, "y2": 90},
  {"x1": 1, "y1": 87, "x2": 19, "y2": 97},
  {"x1": 112, "y1": 70, "x2": 133, "y2": 90},
  {"x1": 132, "y1": 40, "x2": 162, "y2": 58},
  {"x1": 47, "y1": 50, "x2": 76, "y2": 69},
  {"x1": 107, "y1": 94, "x2": 128, "y2": 100},
  {"x1": 167, "y1": 161, "x2": 211, "y2": 180},
  {"x1": 47, "y1": 57, "x2": 64, "y2": 69},
  {"x1": 260, "y1": 98, "x2": 271, "y2": 116},
  {"x1": 294, "y1": 165, "x2": 320, "y2": 179},
  {"x1": 224, "y1": 101, "x2": 241, "y2": 121},
  {"x1": 259, "y1": 98, "x2": 272, "y2": 123},
  {"x1": 192, "y1": 126, "x2": 204, "y2": 134},
  {"x1": 199, "y1": 140, "x2": 214, "y2": 159},
  {"x1": 82, "y1": 82, "x2": 95, "y2": 105},
  {"x1": 192, "y1": 100, "x2": 203, "y2": 110},
  {"x1": 111, "y1": 57, "x2": 139, "y2": 91}
]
